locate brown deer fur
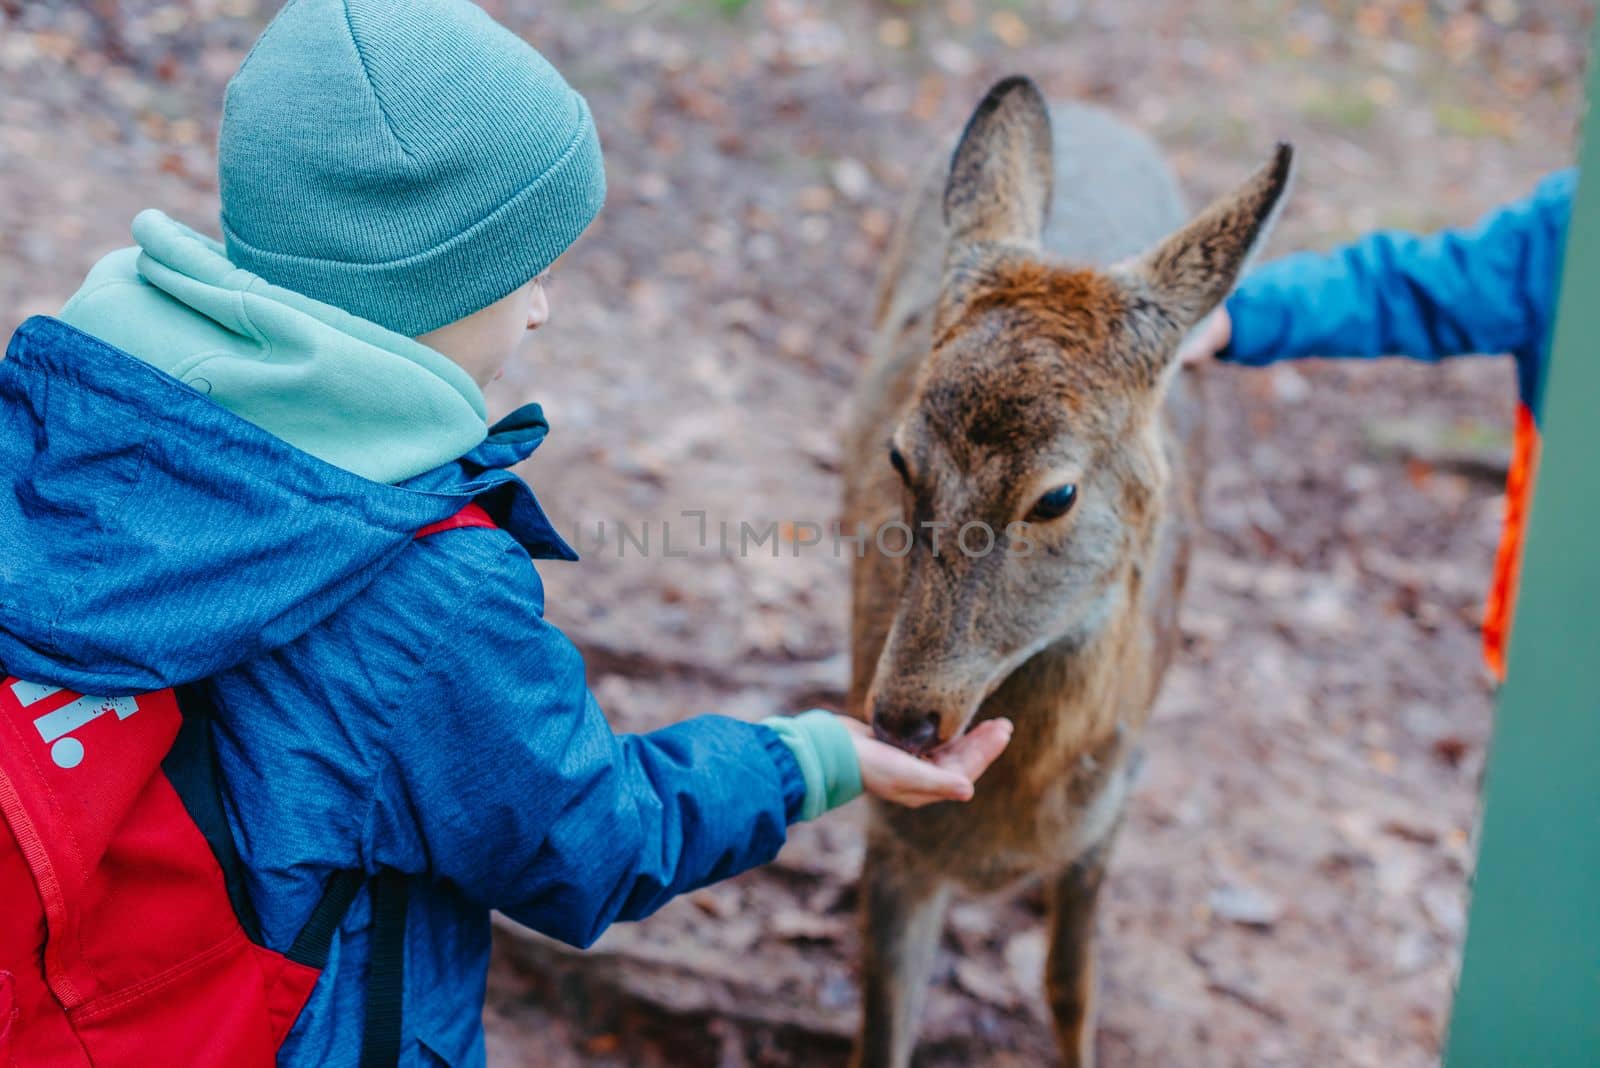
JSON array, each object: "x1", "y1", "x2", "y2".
[{"x1": 842, "y1": 77, "x2": 1291, "y2": 1068}]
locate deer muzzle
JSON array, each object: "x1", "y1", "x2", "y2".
[
  {"x1": 870, "y1": 702, "x2": 944, "y2": 756},
  {"x1": 866, "y1": 658, "x2": 993, "y2": 756}
]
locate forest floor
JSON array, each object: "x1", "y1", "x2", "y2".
[{"x1": 1, "y1": 0, "x2": 1593, "y2": 1064}]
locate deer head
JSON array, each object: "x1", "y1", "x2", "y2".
[{"x1": 868, "y1": 77, "x2": 1292, "y2": 754}]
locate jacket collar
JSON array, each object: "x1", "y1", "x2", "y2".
[
  {"x1": 10, "y1": 316, "x2": 576, "y2": 562},
  {"x1": 402, "y1": 401, "x2": 577, "y2": 561}
]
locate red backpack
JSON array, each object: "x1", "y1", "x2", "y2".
[{"x1": 0, "y1": 503, "x2": 495, "y2": 1066}]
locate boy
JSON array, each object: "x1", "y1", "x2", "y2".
[
  {"x1": 1181, "y1": 170, "x2": 1576, "y2": 678},
  {"x1": 0, "y1": 1, "x2": 1011, "y2": 1064}
]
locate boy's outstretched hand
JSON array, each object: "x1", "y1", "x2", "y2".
[{"x1": 841, "y1": 717, "x2": 1014, "y2": 808}]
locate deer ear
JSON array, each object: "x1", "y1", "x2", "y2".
[
  {"x1": 1127, "y1": 143, "x2": 1293, "y2": 332},
  {"x1": 943, "y1": 76, "x2": 1054, "y2": 257}
]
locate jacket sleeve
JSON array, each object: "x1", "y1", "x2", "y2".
[
  {"x1": 1223, "y1": 170, "x2": 1575, "y2": 368},
  {"x1": 365, "y1": 541, "x2": 807, "y2": 948}
]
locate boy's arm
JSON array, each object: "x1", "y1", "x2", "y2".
[
  {"x1": 365, "y1": 544, "x2": 839, "y2": 948},
  {"x1": 1221, "y1": 170, "x2": 1574, "y2": 367}
]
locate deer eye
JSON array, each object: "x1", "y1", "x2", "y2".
[
  {"x1": 1029, "y1": 484, "x2": 1078, "y2": 521},
  {"x1": 888, "y1": 445, "x2": 911, "y2": 484}
]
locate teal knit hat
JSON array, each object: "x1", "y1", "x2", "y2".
[{"x1": 218, "y1": 0, "x2": 605, "y2": 338}]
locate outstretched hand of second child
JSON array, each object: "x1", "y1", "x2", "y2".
[{"x1": 1178, "y1": 308, "x2": 1232, "y2": 366}]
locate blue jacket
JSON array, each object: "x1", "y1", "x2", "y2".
[
  {"x1": 1223, "y1": 169, "x2": 1577, "y2": 423},
  {"x1": 0, "y1": 316, "x2": 806, "y2": 1066}
]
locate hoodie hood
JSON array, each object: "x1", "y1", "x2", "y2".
[
  {"x1": 57, "y1": 209, "x2": 489, "y2": 485},
  {"x1": 0, "y1": 316, "x2": 575, "y2": 696}
]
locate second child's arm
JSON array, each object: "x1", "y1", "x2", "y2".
[{"x1": 1200, "y1": 170, "x2": 1574, "y2": 367}]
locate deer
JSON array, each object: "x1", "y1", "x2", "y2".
[{"x1": 840, "y1": 76, "x2": 1292, "y2": 1068}]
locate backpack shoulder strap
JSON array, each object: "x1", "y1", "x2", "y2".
[
  {"x1": 170, "y1": 694, "x2": 411, "y2": 1065},
  {"x1": 359, "y1": 870, "x2": 408, "y2": 1068},
  {"x1": 166, "y1": 683, "x2": 265, "y2": 943}
]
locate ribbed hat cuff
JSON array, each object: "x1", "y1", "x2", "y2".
[{"x1": 222, "y1": 102, "x2": 606, "y2": 338}]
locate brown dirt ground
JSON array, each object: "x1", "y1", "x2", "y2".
[{"x1": 2, "y1": 1, "x2": 1593, "y2": 1065}]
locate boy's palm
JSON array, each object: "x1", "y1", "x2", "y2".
[{"x1": 842, "y1": 717, "x2": 1014, "y2": 808}]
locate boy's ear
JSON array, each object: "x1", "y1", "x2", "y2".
[
  {"x1": 1123, "y1": 143, "x2": 1294, "y2": 332},
  {"x1": 943, "y1": 76, "x2": 1055, "y2": 258}
]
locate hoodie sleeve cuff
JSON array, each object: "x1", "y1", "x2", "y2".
[
  {"x1": 761, "y1": 710, "x2": 864, "y2": 822},
  {"x1": 1217, "y1": 288, "x2": 1291, "y2": 367}
]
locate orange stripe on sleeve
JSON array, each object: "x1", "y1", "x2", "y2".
[{"x1": 1482, "y1": 404, "x2": 1540, "y2": 681}]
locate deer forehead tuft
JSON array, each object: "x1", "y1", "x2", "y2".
[
  {"x1": 922, "y1": 348, "x2": 1073, "y2": 454},
  {"x1": 916, "y1": 262, "x2": 1139, "y2": 457},
  {"x1": 958, "y1": 261, "x2": 1125, "y2": 335}
]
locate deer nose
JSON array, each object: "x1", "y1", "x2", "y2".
[{"x1": 872, "y1": 708, "x2": 942, "y2": 756}]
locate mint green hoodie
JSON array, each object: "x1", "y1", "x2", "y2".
[{"x1": 58, "y1": 210, "x2": 489, "y2": 485}]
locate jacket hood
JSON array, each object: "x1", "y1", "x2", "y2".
[
  {"x1": 57, "y1": 209, "x2": 489, "y2": 485},
  {"x1": 0, "y1": 316, "x2": 575, "y2": 696}
]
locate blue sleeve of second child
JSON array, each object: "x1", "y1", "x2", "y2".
[
  {"x1": 1223, "y1": 170, "x2": 1575, "y2": 367},
  {"x1": 365, "y1": 541, "x2": 806, "y2": 949}
]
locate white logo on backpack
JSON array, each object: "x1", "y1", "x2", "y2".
[{"x1": 9, "y1": 680, "x2": 140, "y2": 769}]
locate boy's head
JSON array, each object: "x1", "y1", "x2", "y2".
[{"x1": 218, "y1": 0, "x2": 603, "y2": 380}]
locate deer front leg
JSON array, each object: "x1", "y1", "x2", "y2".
[
  {"x1": 852, "y1": 839, "x2": 951, "y2": 1068},
  {"x1": 1046, "y1": 837, "x2": 1114, "y2": 1068}
]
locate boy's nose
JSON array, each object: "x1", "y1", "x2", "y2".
[{"x1": 527, "y1": 284, "x2": 550, "y2": 331}]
